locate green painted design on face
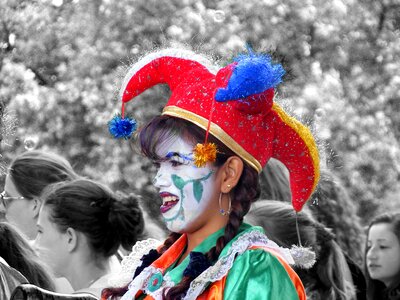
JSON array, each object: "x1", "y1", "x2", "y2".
[
  {"x1": 193, "y1": 180, "x2": 203, "y2": 203},
  {"x1": 163, "y1": 170, "x2": 214, "y2": 223},
  {"x1": 172, "y1": 174, "x2": 185, "y2": 190}
]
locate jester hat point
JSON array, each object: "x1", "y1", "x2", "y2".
[{"x1": 109, "y1": 48, "x2": 320, "y2": 211}]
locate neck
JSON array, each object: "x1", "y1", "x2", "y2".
[
  {"x1": 178, "y1": 217, "x2": 229, "y2": 265},
  {"x1": 384, "y1": 276, "x2": 400, "y2": 290},
  {"x1": 64, "y1": 254, "x2": 110, "y2": 291}
]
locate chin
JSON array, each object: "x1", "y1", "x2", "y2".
[
  {"x1": 167, "y1": 222, "x2": 196, "y2": 234},
  {"x1": 166, "y1": 224, "x2": 186, "y2": 233}
]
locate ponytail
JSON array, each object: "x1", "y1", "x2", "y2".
[{"x1": 108, "y1": 192, "x2": 144, "y2": 252}]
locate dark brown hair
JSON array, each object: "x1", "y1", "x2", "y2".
[
  {"x1": 8, "y1": 150, "x2": 80, "y2": 200},
  {"x1": 0, "y1": 222, "x2": 55, "y2": 291}
]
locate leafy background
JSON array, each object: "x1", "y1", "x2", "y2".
[{"x1": 1, "y1": 0, "x2": 399, "y2": 262}]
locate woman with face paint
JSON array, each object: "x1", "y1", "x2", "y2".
[
  {"x1": 103, "y1": 48, "x2": 320, "y2": 300},
  {"x1": 365, "y1": 212, "x2": 400, "y2": 300}
]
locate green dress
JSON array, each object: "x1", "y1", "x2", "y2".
[{"x1": 120, "y1": 223, "x2": 303, "y2": 300}]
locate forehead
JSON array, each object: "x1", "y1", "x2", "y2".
[
  {"x1": 155, "y1": 136, "x2": 194, "y2": 158},
  {"x1": 369, "y1": 223, "x2": 399, "y2": 242}
]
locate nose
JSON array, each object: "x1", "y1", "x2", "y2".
[
  {"x1": 153, "y1": 166, "x2": 171, "y2": 188},
  {"x1": 0, "y1": 201, "x2": 6, "y2": 214},
  {"x1": 367, "y1": 245, "x2": 378, "y2": 261}
]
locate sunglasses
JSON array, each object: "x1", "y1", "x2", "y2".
[{"x1": 0, "y1": 191, "x2": 25, "y2": 208}]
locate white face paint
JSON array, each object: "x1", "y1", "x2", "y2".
[{"x1": 153, "y1": 137, "x2": 217, "y2": 233}]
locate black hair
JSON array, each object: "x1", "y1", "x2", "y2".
[{"x1": 8, "y1": 150, "x2": 80, "y2": 200}]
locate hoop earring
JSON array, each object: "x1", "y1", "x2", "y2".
[{"x1": 219, "y1": 193, "x2": 231, "y2": 216}]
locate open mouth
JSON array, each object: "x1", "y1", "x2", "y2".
[{"x1": 160, "y1": 192, "x2": 179, "y2": 214}]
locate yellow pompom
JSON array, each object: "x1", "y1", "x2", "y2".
[{"x1": 193, "y1": 143, "x2": 217, "y2": 167}]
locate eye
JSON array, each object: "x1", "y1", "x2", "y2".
[
  {"x1": 170, "y1": 160, "x2": 183, "y2": 167},
  {"x1": 169, "y1": 155, "x2": 188, "y2": 167}
]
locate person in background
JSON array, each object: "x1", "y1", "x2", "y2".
[
  {"x1": 260, "y1": 158, "x2": 292, "y2": 202},
  {"x1": 308, "y1": 169, "x2": 365, "y2": 266},
  {"x1": 259, "y1": 162, "x2": 367, "y2": 299},
  {"x1": 308, "y1": 169, "x2": 367, "y2": 300},
  {"x1": 35, "y1": 178, "x2": 144, "y2": 298},
  {"x1": 260, "y1": 162, "x2": 365, "y2": 266},
  {"x1": 102, "y1": 47, "x2": 320, "y2": 299},
  {"x1": 246, "y1": 200, "x2": 357, "y2": 300},
  {"x1": 0, "y1": 222, "x2": 55, "y2": 291},
  {"x1": 1, "y1": 150, "x2": 80, "y2": 240},
  {"x1": 0, "y1": 103, "x2": 30, "y2": 298},
  {"x1": 365, "y1": 212, "x2": 400, "y2": 300}
]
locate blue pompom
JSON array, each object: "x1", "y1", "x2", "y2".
[
  {"x1": 108, "y1": 115, "x2": 137, "y2": 139},
  {"x1": 215, "y1": 53, "x2": 285, "y2": 102}
]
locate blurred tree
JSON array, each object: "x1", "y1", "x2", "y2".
[{"x1": 0, "y1": 0, "x2": 399, "y2": 231}]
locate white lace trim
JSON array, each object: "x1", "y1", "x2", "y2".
[
  {"x1": 183, "y1": 231, "x2": 294, "y2": 300},
  {"x1": 120, "y1": 230, "x2": 294, "y2": 300},
  {"x1": 108, "y1": 238, "x2": 162, "y2": 287}
]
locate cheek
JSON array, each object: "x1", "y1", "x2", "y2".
[
  {"x1": 5, "y1": 203, "x2": 20, "y2": 218},
  {"x1": 35, "y1": 235, "x2": 52, "y2": 258},
  {"x1": 36, "y1": 231, "x2": 61, "y2": 254},
  {"x1": 385, "y1": 250, "x2": 400, "y2": 271},
  {"x1": 37, "y1": 235, "x2": 64, "y2": 270},
  {"x1": 5, "y1": 207, "x2": 26, "y2": 228}
]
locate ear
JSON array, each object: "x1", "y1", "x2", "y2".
[
  {"x1": 65, "y1": 227, "x2": 78, "y2": 253},
  {"x1": 219, "y1": 156, "x2": 244, "y2": 193},
  {"x1": 32, "y1": 198, "x2": 42, "y2": 219}
]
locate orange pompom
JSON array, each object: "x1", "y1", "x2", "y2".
[{"x1": 193, "y1": 143, "x2": 217, "y2": 167}]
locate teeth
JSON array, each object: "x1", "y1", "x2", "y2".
[{"x1": 162, "y1": 196, "x2": 178, "y2": 204}]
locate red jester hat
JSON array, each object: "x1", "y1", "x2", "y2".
[{"x1": 109, "y1": 48, "x2": 320, "y2": 212}]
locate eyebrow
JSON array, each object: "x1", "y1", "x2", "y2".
[
  {"x1": 165, "y1": 152, "x2": 193, "y2": 161},
  {"x1": 368, "y1": 238, "x2": 391, "y2": 243}
]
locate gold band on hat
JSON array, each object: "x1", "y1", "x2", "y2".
[{"x1": 162, "y1": 106, "x2": 262, "y2": 173}]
